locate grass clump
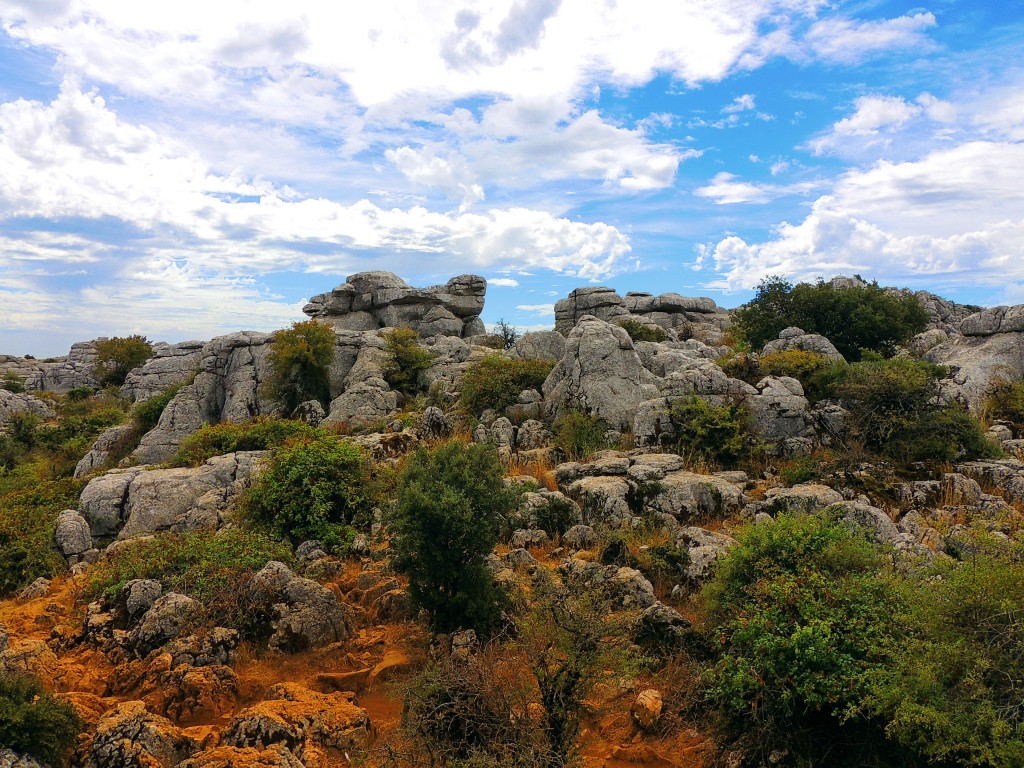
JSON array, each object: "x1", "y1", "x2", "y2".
[
  {"x1": 984, "y1": 379, "x2": 1024, "y2": 434},
  {"x1": 84, "y1": 528, "x2": 292, "y2": 634},
  {"x1": 459, "y1": 354, "x2": 555, "y2": 414},
  {"x1": 382, "y1": 327, "x2": 435, "y2": 396},
  {"x1": 170, "y1": 418, "x2": 322, "y2": 467},
  {"x1": 0, "y1": 672, "x2": 82, "y2": 766},
  {"x1": 617, "y1": 318, "x2": 668, "y2": 342},
  {"x1": 243, "y1": 435, "x2": 378, "y2": 551},
  {"x1": 268, "y1": 320, "x2": 336, "y2": 412},
  {"x1": 0, "y1": 372, "x2": 25, "y2": 393},
  {"x1": 552, "y1": 411, "x2": 610, "y2": 461}
]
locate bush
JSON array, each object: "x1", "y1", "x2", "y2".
[
  {"x1": 243, "y1": 436, "x2": 376, "y2": 551},
  {"x1": 552, "y1": 411, "x2": 609, "y2": 461},
  {"x1": 985, "y1": 379, "x2": 1024, "y2": 434},
  {"x1": 700, "y1": 512, "x2": 902, "y2": 766},
  {"x1": 84, "y1": 528, "x2": 293, "y2": 636},
  {"x1": 617, "y1": 318, "x2": 668, "y2": 342},
  {"x1": 0, "y1": 672, "x2": 82, "y2": 766},
  {"x1": 759, "y1": 349, "x2": 848, "y2": 402},
  {"x1": 94, "y1": 335, "x2": 153, "y2": 387},
  {"x1": 390, "y1": 441, "x2": 519, "y2": 634},
  {"x1": 131, "y1": 383, "x2": 183, "y2": 434},
  {"x1": 732, "y1": 276, "x2": 929, "y2": 360},
  {"x1": 268, "y1": 320, "x2": 336, "y2": 412},
  {"x1": 65, "y1": 386, "x2": 93, "y2": 401},
  {"x1": 382, "y1": 328, "x2": 434, "y2": 396},
  {"x1": 1, "y1": 372, "x2": 25, "y2": 393},
  {"x1": 865, "y1": 552, "x2": 1024, "y2": 767},
  {"x1": 459, "y1": 355, "x2": 555, "y2": 414},
  {"x1": 667, "y1": 395, "x2": 749, "y2": 466},
  {"x1": 170, "y1": 418, "x2": 322, "y2": 467},
  {"x1": 840, "y1": 357, "x2": 997, "y2": 463}
]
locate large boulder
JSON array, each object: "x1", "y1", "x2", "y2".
[
  {"x1": 121, "y1": 340, "x2": 205, "y2": 403},
  {"x1": 0, "y1": 340, "x2": 101, "y2": 393},
  {"x1": 249, "y1": 562, "x2": 350, "y2": 652},
  {"x1": 0, "y1": 389, "x2": 55, "y2": 431},
  {"x1": 762, "y1": 327, "x2": 844, "y2": 360},
  {"x1": 83, "y1": 700, "x2": 198, "y2": 768}
]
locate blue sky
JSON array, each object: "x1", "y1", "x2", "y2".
[{"x1": 1, "y1": 0, "x2": 1023, "y2": 355}]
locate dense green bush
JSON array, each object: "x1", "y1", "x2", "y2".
[
  {"x1": 85, "y1": 528, "x2": 293, "y2": 635},
  {"x1": 732, "y1": 276, "x2": 929, "y2": 360},
  {"x1": 0, "y1": 672, "x2": 82, "y2": 766},
  {"x1": 243, "y1": 436, "x2": 376, "y2": 551},
  {"x1": 701, "y1": 512, "x2": 902, "y2": 766},
  {"x1": 552, "y1": 411, "x2": 610, "y2": 461},
  {"x1": 459, "y1": 355, "x2": 555, "y2": 414},
  {"x1": 759, "y1": 349, "x2": 848, "y2": 402},
  {"x1": 94, "y1": 335, "x2": 153, "y2": 386},
  {"x1": 132, "y1": 383, "x2": 184, "y2": 433},
  {"x1": 840, "y1": 357, "x2": 996, "y2": 463},
  {"x1": 170, "y1": 418, "x2": 322, "y2": 467},
  {"x1": 667, "y1": 395, "x2": 749, "y2": 466},
  {"x1": 268, "y1": 320, "x2": 336, "y2": 412},
  {"x1": 390, "y1": 441, "x2": 518, "y2": 634},
  {"x1": 382, "y1": 328, "x2": 435, "y2": 395},
  {"x1": 617, "y1": 318, "x2": 668, "y2": 342}
]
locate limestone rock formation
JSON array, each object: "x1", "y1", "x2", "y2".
[
  {"x1": 0, "y1": 389, "x2": 55, "y2": 431},
  {"x1": 122, "y1": 340, "x2": 205, "y2": 403},
  {"x1": 303, "y1": 271, "x2": 486, "y2": 338},
  {"x1": 762, "y1": 326, "x2": 844, "y2": 360},
  {"x1": 0, "y1": 340, "x2": 101, "y2": 393},
  {"x1": 249, "y1": 562, "x2": 350, "y2": 652}
]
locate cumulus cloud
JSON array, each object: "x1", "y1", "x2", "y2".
[
  {"x1": 809, "y1": 92, "x2": 957, "y2": 156},
  {"x1": 699, "y1": 141, "x2": 1024, "y2": 290},
  {"x1": 516, "y1": 303, "x2": 556, "y2": 316}
]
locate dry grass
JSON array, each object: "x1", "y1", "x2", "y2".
[{"x1": 504, "y1": 450, "x2": 559, "y2": 492}]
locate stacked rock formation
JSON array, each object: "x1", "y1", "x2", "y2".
[{"x1": 302, "y1": 271, "x2": 486, "y2": 337}]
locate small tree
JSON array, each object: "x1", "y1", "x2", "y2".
[
  {"x1": 94, "y1": 335, "x2": 153, "y2": 386},
  {"x1": 390, "y1": 441, "x2": 518, "y2": 634},
  {"x1": 667, "y1": 395, "x2": 749, "y2": 466},
  {"x1": 381, "y1": 328, "x2": 435, "y2": 396},
  {"x1": 268, "y1": 320, "x2": 336, "y2": 412},
  {"x1": 494, "y1": 318, "x2": 520, "y2": 350}
]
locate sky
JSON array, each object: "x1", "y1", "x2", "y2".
[{"x1": 1, "y1": 1, "x2": 1023, "y2": 355}]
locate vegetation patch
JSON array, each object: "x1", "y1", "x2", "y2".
[
  {"x1": 552, "y1": 411, "x2": 610, "y2": 461},
  {"x1": 459, "y1": 354, "x2": 555, "y2": 414},
  {"x1": 94, "y1": 335, "x2": 153, "y2": 386},
  {"x1": 617, "y1": 318, "x2": 668, "y2": 342},
  {"x1": 0, "y1": 672, "x2": 82, "y2": 766},
  {"x1": 170, "y1": 417, "x2": 323, "y2": 468},
  {"x1": 667, "y1": 395, "x2": 750, "y2": 467},
  {"x1": 268, "y1": 319, "x2": 336, "y2": 412},
  {"x1": 382, "y1": 327, "x2": 435, "y2": 396},
  {"x1": 759, "y1": 349, "x2": 849, "y2": 402},
  {"x1": 985, "y1": 379, "x2": 1024, "y2": 434}
]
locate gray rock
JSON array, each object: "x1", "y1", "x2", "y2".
[
  {"x1": 84, "y1": 700, "x2": 197, "y2": 768},
  {"x1": 130, "y1": 593, "x2": 198, "y2": 655},
  {"x1": 74, "y1": 423, "x2": 139, "y2": 478},
  {"x1": 746, "y1": 376, "x2": 816, "y2": 447},
  {"x1": 17, "y1": 578, "x2": 50, "y2": 600},
  {"x1": 54, "y1": 509, "x2": 92, "y2": 556},
  {"x1": 675, "y1": 526, "x2": 737, "y2": 583},
  {"x1": 510, "y1": 529, "x2": 549, "y2": 549},
  {"x1": 0, "y1": 389, "x2": 55, "y2": 431},
  {"x1": 764, "y1": 484, "x2": 844, "y2": 513},
  {"x1": 511, "y1": 331, "x2": 567, "y2": 362},
  {"x1": 762, "y1": 328, "x2": 844, "y2": 360},
  {"x1": 0, "y1": 340, "x2": 101, "y2": 393},
  {"x1": 608, "y1": 567, "x2": 656, "y2": 609},
  {"x1": 562, "y1": 524, "x2": 597, "y2": 551},
  {"x1": 960, "y1": 304, "x2": 1024, "y2": 336},
  {"x1": 291, "y1": 399, "x2": 326, "y2": 425},
  {"x1": 826, "y1": 501, "x2": 900, "y2": 545},
  {"x1": 121, "y1": 340, "x2": 204, "y2": 403},
  {"x1": 250, "y1": 562, "x2": 350, "y2": 652},
  {"x1": 0, "y1": 749, "x2": 46, "y2": 768},
  {"x1": 122, "y1": 579, "x2": 163, "y2": 619}
]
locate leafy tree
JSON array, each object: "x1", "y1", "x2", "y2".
[
  {"x1": 244, "y1": 436, "x2": 376, "y2": 551},
  {"x1": 0, "y1": 673, "x2": 82, "y2": 766},
  {"x1": 390, "y1": 441, "x2": 518, "y2": 633},
  {"x1": 459, "y1": 354, "x2": 555, "y2": 414},
  {"x1": 94, "y1": 335, "x2": 153, "y2": 386},
  {"x1": 732, "y1": 276, "x2": 929, "y2": 360},
  {"x1": 381, "y1": 327, "x2": 435, "y2": 396},
  {"x1": 268, "y1": 320, "x2": 336, "y2": 412}
]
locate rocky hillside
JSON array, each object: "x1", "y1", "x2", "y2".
[{"x1": 1, "y1": 272, "x2": 1023, "y2": 768}]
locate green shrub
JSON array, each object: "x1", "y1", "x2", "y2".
[
  {"x1": 759, "y1": 349, "x2": 848, "y2": 402},
  {"x1": 985, "y1": 379, "x2": 1024, "y2": 434},
  {"x1": 390, "y1": 441, "x2": 518, "y2": 634},
  {"x1": 268, "y1": 320, "x2": 336, "y2": 412},
  {"x1": 93, "y1": 335, "x2": 153, "y2": 387},
  {"x1": 459, "y1": 355, "x2": 555, "y2": 414},
  {"x1": 533, "y1": 494, "x2": 579, "y2": 537},
  {"x1": 700, "y1": 512, "x2": 902, "y2": 766},
  {"x1": 84, "y1": 528, "x2": 293, "y2": 636},
  {"x1": 666, "y1": 395, "x2": 749, "y2": 466},
  {"x1": 0, "y1": 372, "x2": 25, "y2": 393},
  {"x1": 171, "y1": 418, "x2": 322, "y2": 467},
  {"x1": 717, "y1": 351, "x2": 763, "y2": 384},
  {"x1": 0, "y1": 468, "x2": 79, "y2": 596},
  {"x1": 65, "y1": 386, "x2": 94, "y2": 401},
  {"x1": 552, "y1": 411, "x2": 609, "y2": 461},
  {"x1": 840, "y1": 357, "x2": 997, "y2": 463},
  {"x1": 243, "y1": 435, "x2": 376, "y2": 550},
  {"x1": 0, "y1": 672, "x2": 82, "y2": 766},
  {"x1": 865, "y1": 552, "x2": 1024, "y2": 767},
  {"x1": 732, "y1": 276, "x2": 929, "y2": 360},
  {"x1": 382, "y1": 328, "x2": 435, "y2": 395},
  {"x1": 130, "y1": 384, "x2": 181, "y2": 433},
  {"x1": 617, "y1": 318, "x2": 668, "y2": 343}
]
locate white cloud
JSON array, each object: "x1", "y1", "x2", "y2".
[
  {"x1": 489, "y1": 277, "x2": 519, "y2": 287},
  {"x1": 805, "y1": 12, "x2": 937, "y2": 64},
  {"x1": 516, "y1": 303, "x2": 556, "y2": 315},
  {"x1": 809, "y1": 92, "x2": 957, "y2": 156},
  {"x1": 722, "y1": 94, "x2": 755, "y2": 113},
  {"x1": 700, "y1": 141, "x2": 1024, "y2": 290},
  {"x1": 695, "y1": 171, "x2": 820, "y2": 205},
  {"x1": 832, "y1": 95, "x2": 920, "y2": 136}
]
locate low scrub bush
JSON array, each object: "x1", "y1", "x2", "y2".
[
  {"x1": 667, "y1": 395, "x2": 749, "y2": 467},
  {"x1": 985, "y1": 379, "x2": 1024, "y2": 434},
  {"x1": 382, "y1": 327, "x2": 434, "y2": 396},
  {"x1": 0, "y1": 672, "x2": 82, "y2": 766},
  {"x1": 759, "y1": 349, "x2": 848, "y2": 402},
  {"x1": 170, "y1": 418, "x2": 322, "y2": 467},
  {"x1": 717, "y1": 351, "x2": 762, "y2": 384},
  {"x1": 700, "y1": 511, "x2": 902, "y2": 766},
  {"x1": 732, "y1": 275, "x2": 928, "y2": 360},
  {"x1": 0, "y1": 372, "x2": 24, "y2": 393},
  {"x1": 243, "y1": 435, "x2": 377, "y2": 551},
  {"x1": 552, "y1": 411, "x2": 609, "y2": 461},
  {"x1": 390, "y1": 441, "x2": 518, "y2": 634},
  {"x1": 268, "y1": 320, "x2": 336, "y2": 412},
  {"x1": 617, "y1": 318, "x2": 668, "y2": 342},
  {"x1": 459, "y1": 354, "x2": 555, "y2": 414},
  {"x1": 85, "y1": 528, "x2": 292, "y2": 635},
  {"x1": 94, "y1": 335, "x2": 153, "y2": 387},
  {"x1": 132, "y1": 382, "x2": 184, "y2": 433}
]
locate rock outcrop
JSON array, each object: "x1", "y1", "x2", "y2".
[
  {"x1": 303, "y1": 271, "x2": 486, "y2": 338},
  {"x1": 0, "y1": 389, "x2": 56, "y2": 431},
  {"x1": 0, "y1": 340, "x2": 100, "y2": 393}
]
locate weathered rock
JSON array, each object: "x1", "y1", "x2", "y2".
[
  {"x1": 562, "y1": 524, "x2": 598, "y2": 551},
  {"x1": 762, "y1": 327, "x2": 844, "y2": 360},
  {"x1": 122, "y1": 340, "x2": 205, "y2": 403},
  {"x1": 249, "y1": 562, "x2": 349, "y2": 652},
  {"x1": 54, "y1": 509, "x2": 92, "y2": 557},
  {"x1": 675, "y1": 526, "x2": 737, "y2": 583},
  {"x1": 0, "y1": 340, "x2": 101, "y2": 393},
  {"x1": 746, "y1": 376, "x2": 816, "y2": 448},
  {"x1": 122, "y1": 579, "x2": 164, "y2": 619},
  {"x1": 510, "y1": 529, "x2": 549, "y2": 549},
  {"x1": 631, "y1": 689, "x2": 663, "y2": 730},
  {"x1": 0, "y1": 389, "x2": 55, "y2": 431},
  {"x1": 290, "y1": 400, "x2": 325, "y2": 426},
  {"x1": 17, "y1": 578, "x2": 50, "y2": 600},
  {"x1": 164, "y1": 628, "x2": 239, "y2": 669},
  {"x1": 646, "y1": 471, "x2": 746, "y2": 522},
  {"x1": 74, "y1": 423, "x2": 139, "y2": 478},
  {"x1": 826, "y1": 501, "x2": 900, "y2": 545},
  {"x1": 84, "y1": 700, "x2": 198, "y2": 768},
  {"x1": 764, "y1": 484, "x2": 844, "y2": 513},
  {"x1": 511, "y1": 331, "x2": 567, "y2": 361},
  {"x1": 179, "y1": 746, "x2": 306, "y2": 768},
  {"x1": 544, "y1": 316, "x2": 659, "y2": 430},
  {"x1": 608, "y1": 567, "x2": 656, "y2": 609},
  {"x1": 129, "y1": 593, "x2": 198, "y2": 656},
  {"x1": 0, "y1": 749, "x2": 45, "y2": 768}
]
